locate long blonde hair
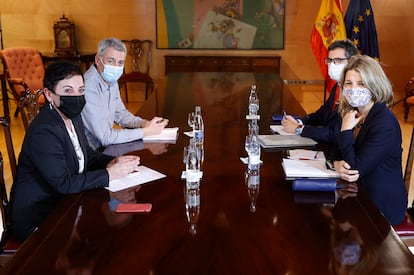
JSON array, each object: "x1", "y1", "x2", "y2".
[{"x1": 338, "y1": 55, "x2": 393, "y2": 118}]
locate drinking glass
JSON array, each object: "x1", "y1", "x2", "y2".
[{"x1": 188, "y1": 112, "x2": 195, "y2": 130}]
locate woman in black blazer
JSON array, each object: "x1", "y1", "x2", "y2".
[
  {"x1": 10, "y1": 61, "x2": 141, "y2": 241},
  {"x1": 333, "y1": 55, "x2": 407, "y2": 226}
]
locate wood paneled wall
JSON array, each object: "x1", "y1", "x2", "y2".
[{"x1": 1, "y1": 0, "x2": 412, "y2": 97}]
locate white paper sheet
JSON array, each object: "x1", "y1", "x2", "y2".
[
  {"x1": 107, "y1": 165, "x2": 166, "y2": 192},
  {"x1": 143, "y1": 127, "x2": 179, "y2": 142},
  {"x1": 288, "y1": 149, "x2": 326, "y2": 161}
]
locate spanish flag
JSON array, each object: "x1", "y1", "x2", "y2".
[{"x1": 311, "y1": 0, "x2": 347, "y2": 93}]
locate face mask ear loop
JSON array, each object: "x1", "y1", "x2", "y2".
[{"x1": 46, "y1": 88, "x2": 56, "y2": 110}]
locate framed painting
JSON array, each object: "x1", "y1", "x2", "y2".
[{"x1": 156, "y1": 0, "x2": 285, "y2": 50}]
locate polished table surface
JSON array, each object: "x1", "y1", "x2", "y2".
[{"x1": 4, "y1": 72, "x2": 414, "y2": 274}]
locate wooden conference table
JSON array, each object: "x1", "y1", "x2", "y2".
[{"x1": 4, "y1": 72, "x2": 414, "y2": 274}]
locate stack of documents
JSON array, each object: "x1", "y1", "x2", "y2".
[
  {"x1": 282, "y1": 149, "x2": 339, "y2": 192},
  {"x1": 143, "y1": 127, "x2": 179, "y2": 143},
  {"x1": 282, "y1": 158, "x2": 338, "y2": 179}
]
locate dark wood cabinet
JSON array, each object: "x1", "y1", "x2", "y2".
[{"x1": 165, "y1": 55, "x2": 280, "y2": 75}]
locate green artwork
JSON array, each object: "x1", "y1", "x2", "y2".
[{"x1": 156, "y1": 0, "x2": 285, "y2": 49}]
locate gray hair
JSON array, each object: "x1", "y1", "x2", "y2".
[{"x1": 96, "y1": 38, "x2": 127, "y2": 57}]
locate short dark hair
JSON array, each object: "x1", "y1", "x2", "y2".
[
  {"x1": 328, "y1": 39, "x2": 358, "y2": 58},
  {"x1": 43, "y1": 60, "x2": 83, "y2": 92}
]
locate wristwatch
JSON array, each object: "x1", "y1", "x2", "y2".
[{"x1": 295, "y1": 124, "x2": 303, "y2": 135}]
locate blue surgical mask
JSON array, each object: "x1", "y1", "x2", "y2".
[
  {"x1": 342, "y1": 88, "x2": 372, "y2": 107},
  {"x1": 100, "y1": 60, "x2": 124, "y2": 83}
]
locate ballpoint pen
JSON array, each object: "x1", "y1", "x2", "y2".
[
  {"x1": 283, "y1": 110, "x2": 287, "y2": 119},
  {"x1": 314, "y1": 151, "x2": 318, "y2": 159}
]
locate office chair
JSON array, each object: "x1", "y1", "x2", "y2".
[
  {"x1": 118, "y1": 39, "x2": 154, "y2": 102},
  {"x1": 403, "y1": 77, "x2": 414, "y2": 121},
  {"x1": 0, "y1": 47, "x2": 45, "y2": 130}
]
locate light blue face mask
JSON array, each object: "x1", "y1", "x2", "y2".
[{"x1": 100, "y1": 59, "x2": 124, "y2": 83}]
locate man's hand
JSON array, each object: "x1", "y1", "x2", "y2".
[
  {"x1": 281, "y1": 115, "x2": 300, "y2": 134},
  {"x1": 142, "y1": 117, "x2": 169, "y2": 136}
]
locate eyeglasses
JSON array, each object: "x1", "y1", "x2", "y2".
[{"x1": 324, "y1": 58, "x2": 348, "y2": 65}]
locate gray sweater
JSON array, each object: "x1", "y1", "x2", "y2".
[{"x1": 81, "y1": 65, "x2": 145, "y2": 149}]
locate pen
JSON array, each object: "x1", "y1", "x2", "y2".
[
  {"x1": 314, "y1": 151, "x2": 318, "y2": 159},
  {"x1": 283, "y1": 110, "x2": 287, "y2": 119}
]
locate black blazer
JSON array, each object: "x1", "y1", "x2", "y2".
[
  {"x1": 335, "y1": 103, "x2": 407, "y2": 226},
  {"x1": 10, "y1": 106, "x2": 114, "y2": 241},
  {"x1": 301, "y1": 84, "x2": 341, "y2": 143}
]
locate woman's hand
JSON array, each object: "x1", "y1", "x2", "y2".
[
  {"x1": 341, "y1": 110, "x2": 364, "y2": 131},
  {"x1": 142, "y1": 117, "x2": 169, "y2": 136},
  {"x1": 334, "y1": 160, "x2": 360, "y2": 182},
  {"x1": 281, "y1": 115, "x2": 300, "y2": 134},
  {"x1": 106, "y1": 155, "x2": 140, "y2": 181}
]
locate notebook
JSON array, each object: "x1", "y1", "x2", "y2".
[
  {"x1": 143, "y1": 127, "x2": 179, "y2": 142},
  {"x1": 282, "y1": 158, "x2": 338, "y2": 179},
  {"x1": 258, "y1": 135, "x2": 317, "y2": 148}
]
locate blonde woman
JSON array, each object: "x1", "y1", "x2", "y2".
[{"x1": 333, "y1": 55, "x2": 407, "y2": 226}]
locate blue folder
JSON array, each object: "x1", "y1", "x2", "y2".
[{"x1": 292, "y1": 178, "x2": 337, "y2": 192}]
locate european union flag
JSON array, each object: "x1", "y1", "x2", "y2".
[{"x1": 344, "y1": 0, "x2": 380, "y2": 59}]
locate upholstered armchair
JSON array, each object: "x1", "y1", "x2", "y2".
[
  {"x1": 118, "y1": 39, "x2": 154, "y2": 102},
  {"x1": 0, "y1": 47, "x2": 45, "y2": 130}
]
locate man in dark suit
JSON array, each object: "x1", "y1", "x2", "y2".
[{"x1": 282, "y1": 39, "x2": 357, "y2": 142}]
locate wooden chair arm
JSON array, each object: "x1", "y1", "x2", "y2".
[{"x1": 7, "y1": 78, "x2": 29, "y2": 97}]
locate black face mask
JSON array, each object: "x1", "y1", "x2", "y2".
[{"x1": 57, "y1": 95, "x2": 86, "y2": 119}]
